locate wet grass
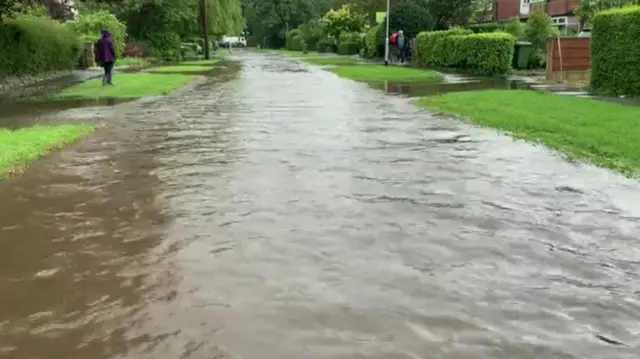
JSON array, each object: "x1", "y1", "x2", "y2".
[
  {"x1": 0, "y1": 124, "x2": 96, "y2": 179},
  {"x1": 329, "y1": 65, "x2": 443, "y2": 83},
  {"x1": 55, "y1": 73, "x2": 195, "y2": 99},
  {"x1": 302, "y1": 57, "x2": 362, "y2": 66},
  {"x1": 149, "y1": 65, "x2": 214, "y2": 73},
  {"x1": 417, "y1": 90, "x2": 640, "y2": 176},
  {"x1": 180, "y1": 59, "x2": 220, "y2": 66}
]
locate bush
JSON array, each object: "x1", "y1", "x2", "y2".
[
  {"x1": 298, "y1": 19, "x2": 325, "y2": 50},
  {"x1": 469, "y1": 23, "x2": 504, "y2": 33},
  {"x1": 0, "y1": 15, "x2": 82, "y2": 81},
  {"x1": 591, "y1": 6, "x2": 640, "y2": 96},
  {"x1": 415, "y1": 28, "x2": 472, "y2": 67},
  {"x1": 68, "y1": 10, "x2": 126, "y2": 57},
  {"x1": 524, "y1": 11, "x2": 559, "y2": 68},
  {"x1": 317, "y1": 39, "x2": 334, "y2": 53},
  {"x1": 447, "y1": 33, "x2": 515, "y2": 75},
  {"x1": 145, "y1": 31, "x2": 181, "y2": 62},
  {"x1": 415, "y1": 29, "x2": 514, "y2": 75},
  {"x1": 286, "y1": 29, "x2": 303, "y2": 50},
  {"x1": 338, "y1": 41, "x2": 359, "y2": 55},
  {"x1": 503, "y1": 18, "x2": 525, "y2": 39}
]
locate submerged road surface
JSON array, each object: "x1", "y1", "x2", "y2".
[{"x1": 1, "y1": 52, "x2": 640, "y2": 359}]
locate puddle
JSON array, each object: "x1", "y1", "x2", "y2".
[{"x1": 371, "y1": 77, "x2": 533, "y2": 97}]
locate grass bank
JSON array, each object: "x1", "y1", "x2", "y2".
[
  {"x1": 149, "y1": 65, "x2": 214, "y2": 73},
  {"x1": 116, "y1": 57, "x2": 152, "y2": 70},
  {"x1": 0, "y1": 124, "x2": 95, "y2": 179},
  {"x1": 417, "y1": 90, "x2": 640, "y2": 176},
  {"x1": 329, "y1": 65, "x2": 443, "y2": 83},
  {"x1": 57, "y1": 73, "x2": 195, "y2": 99},
  {"x1": 302, "y1": 57, "x2": 362, "y2": 66}
]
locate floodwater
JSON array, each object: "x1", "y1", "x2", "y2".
[{"x1": 1, "y1": 51, "x2": 640, "y2": 359}]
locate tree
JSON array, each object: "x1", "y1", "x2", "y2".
[
  {"x1": 243, "y1": 0, "x2": 315, "y2": 47},
  {"x1": 385, "y1": 0, "x2": 431, "y2": 38},
  {"x1": 322, "y1": 4, "x2": 364, "y2": 39},
  {"x1": 424, "y1": 0, "x2": 475, "y2": 30}
]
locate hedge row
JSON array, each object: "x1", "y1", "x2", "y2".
[
  {"x1": 0, "y1": 15, "x2": 82, "y2": 81},
  {"x1": 591, "y1": 6, "x2": 640, "y2": 97},
  {"x1": 415, "y1": 29, "x2": 515, "y2": 75},
  {"x1": 338, "y1": 41, "x2": 358, "y2": 55}
]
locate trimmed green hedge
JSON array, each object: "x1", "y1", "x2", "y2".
[
  {"x1": 591, "y1": 6, "x2": 640, "y2": 96},
  {"x1": 317, "y1": 39, "x2": 334, "y2": 53},
  {"x1": 469, "y1": 23, "x2": 504, "y2": 33},
  {"x1": 0, "y1": 15, "x2": 82, "y2": 81},
  {"x1": 415, "y1": 28, "x2": 472, "y2": 67},
  {"x1": 286, "y1": 29, "x2": 303, "y2": 51},
  {"x1": 416, "y1": 29, "x2": 514, "y2": 75},
  {"x1": 338, "y1": 41, "x2": 358, "y2": 55}
]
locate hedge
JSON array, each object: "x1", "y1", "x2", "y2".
[
  {"x1": 338, "y1": 41, "x2": 358, "y2": 55},
  {"x1": 415, "y1": 28, "x2": 472, "y2": 67},
  {"x1": 415, "y1": 30, "x2": 514, "y2": 75},
  {"x1": 469, "y1": 23, "x2": 504, "y2": 33},
  {"x1": 591, "y1": 6, "x2": 640, "y2": 97},
  {"x1": 286, "y1": 29, "x2": 303, "y2": 51},
  {"x1": 0, "y1": 15, "x2": 82, "y2": 81}
]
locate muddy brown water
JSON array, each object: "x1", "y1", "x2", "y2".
[{"x1": 1, "y1": 51, "x2": 640, "y2": 359}]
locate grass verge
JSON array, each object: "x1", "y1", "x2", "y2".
[
  {"x1": 149, "y1": 65, "x2": 214, "y2": 73},
  {"x1": 302, "y1": 57, "x2": 362, "y2": 66},
  {"x1": 0, "y1": 124, "x2": 96, "y2": 179},
  {"x1": 266, "y1": 49, "x2": 320, "y2": 57},
  {"x1": 180, "y1": 59, "x2": 220, "y2": 66},
  {"x1": 329, "y1": 65, "x2": 443, "y2": 83},
  {"x1": 416, "y1": 90, "x2": 640, "y2": 176},
  {"x1": 116, "y1": 57, "x2": 152, "y2": 70},
  {"x1": 56, "y1": 73, "x2": 195, "y2": 99}
]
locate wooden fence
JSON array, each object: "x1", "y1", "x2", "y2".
[{"x1": 546, "y1": 38, "x2": 591, "y2": 83}]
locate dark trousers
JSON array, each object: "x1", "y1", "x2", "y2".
[
  {"x1": 102, "y1": 61, "x2": 114, "y2": 84},
  {"x1": 396, "y1": 47, "x2": 405, "y2": 63}
]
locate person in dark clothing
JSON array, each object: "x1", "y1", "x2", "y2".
[{"x1": 94, "y1": 30, "x2": 116, "y2": 85}]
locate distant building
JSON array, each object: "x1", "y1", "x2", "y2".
[{"x1": 475, "y1": 0, "x2": 580, "y2": 32}]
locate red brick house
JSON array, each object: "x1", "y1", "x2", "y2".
[{"x1": 487, "y1": 0, "x2": 580, "y2": 32}]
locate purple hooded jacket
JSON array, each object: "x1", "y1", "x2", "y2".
[{"x1": 94, "y1": 30, "x2": 116, "y2": 64}]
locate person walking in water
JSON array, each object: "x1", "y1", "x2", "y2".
[
  {"x1": 94, "y1": 30, "x2": 116, "y2": 85},
  {"x1": 396, "y1": 30, "x2": 406, "y2": 64}
]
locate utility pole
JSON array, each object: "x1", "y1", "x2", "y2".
[
  {"x1": 384, "y1": 0, "x2": 390, "y2": 66},
  {"x1": 200, "y1": 0, "x2": 210, "y2": 60}
]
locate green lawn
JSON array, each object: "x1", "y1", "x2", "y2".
[
  {"x1": 180, "y1": 59, "x2": 220, "y2": 66},
  {"x1": 0, "y1": 125, "x2": 96, "y2": 179},
  {"x1": 116, "y1": 57, "x2": 152, "y2": 69},
  {"x1": 56, "y1": 73, "x2": 195, "y2": 99},
  {"x1": 329, "y1": 65, "x2": 443, "y2": 83},
  {"x1": 302, "y1": 57, "x2": 362, "y2": 66},
  {"x1": 416, "y1": 90, "x2": 640, "y2": 176},
  {"x1": 148, "y1": 65, "x2": 214, "y2": 73}
]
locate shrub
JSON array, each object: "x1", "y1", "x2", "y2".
[
  {"x1": 338, "y1": 41, "x2": 359, "y2": 55},
  {"x1": 591, "y1": 6, "x2": 640, "y2": 97},
  {"x1": 68, "y1": 10, "x2": 126, "y2": 57},
  {"x1": 286, "y1": 29, "x2": 303, "y2": 50},
  {"x1": 469, "y1": 23, "x2": 504, "y2": 33},
  {"x1": 503, "y1": 18, "x2": 525, "y2": 39},
  {"x1": 145, "y1": 31, "x2": 181, "y2": 62},
  {"x1": 415, "y1": 29, "x2": 514, "y2": 75},
  {"x1": 298, "y1": 19, "x2": 325, "y2": 50},
  {"x1": 447, "y1": 33, "x2": 515, "y2": 75},
  {"x1": 317, "y1": 39, "x2": 333, "y2": 53},
  {"x1": 0, "y1": 15, "x2": 82, "y2": 81},
  {"x1": 524, "y1": 11, "x2": 560, "y2": 68},
  {"x1": 415, "y1": 28, "x2": 472, "y2": 67}
]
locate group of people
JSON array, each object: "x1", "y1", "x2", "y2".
[{"x1": 389, "y1": 30, "x2": 411, "y2": 64}]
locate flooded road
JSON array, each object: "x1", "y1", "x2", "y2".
[{"x1": 1, "y1": 52, "x2": 640, "y2": 359}]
